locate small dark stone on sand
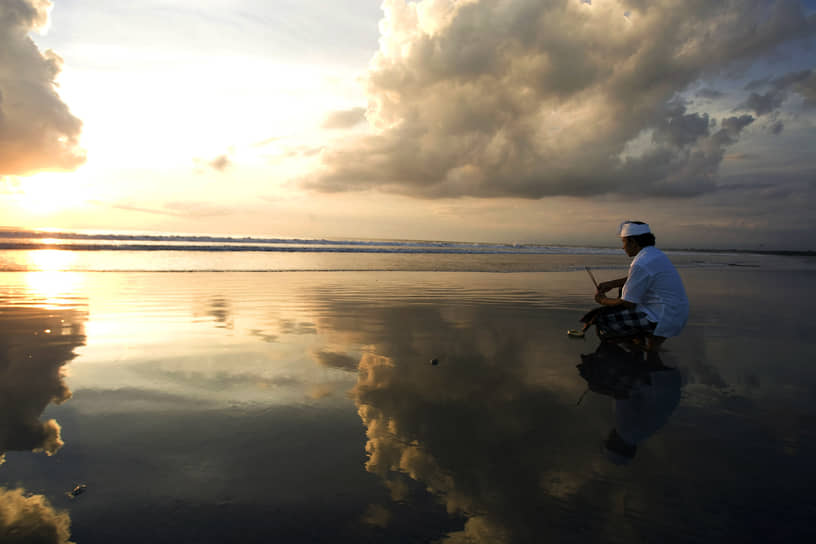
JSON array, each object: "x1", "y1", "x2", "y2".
[{"x1": 67, "y1": 484, "x2": 87, "y2": 499}]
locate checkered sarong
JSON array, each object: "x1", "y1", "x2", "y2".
[{"x1": 583, "y1": 306, "x2": 656, "y2": 338}]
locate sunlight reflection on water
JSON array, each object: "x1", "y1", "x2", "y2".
[{"x1": 20, "y1": 250, "x2": 83, "y2": 310}]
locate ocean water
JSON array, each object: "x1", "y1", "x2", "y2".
[
  {"x1": 1, "y1": 229, "x2": 815, "y2": 543},
  {"x1": 0, "y1": 228, "x2": 806, "y2": 273}
]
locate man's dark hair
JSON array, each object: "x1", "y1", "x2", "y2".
[{"x1": 630, "y1": 232, "x2": 655, "y2": 247}]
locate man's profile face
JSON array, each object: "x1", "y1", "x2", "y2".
[{"x1": 621, "y1": 237, "x2": 639, "y2": 257}]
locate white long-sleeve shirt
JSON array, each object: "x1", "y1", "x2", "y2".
[{"x1": 621, "y1": 246, "x2": 689, "y2": 337}]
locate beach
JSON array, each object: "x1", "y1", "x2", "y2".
[
  {"x1": 1, "y1": 246, "x2": 815, "y2": 543},
  {"x1": 5, "y1": 0, "x2": 815, "y2": 539},
  {"x1": 5, "y1": 0, "x2": 816, "y2": 540}
]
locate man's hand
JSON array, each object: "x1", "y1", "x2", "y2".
[
  {"x1": 594, "y1": 293, "x2": 635, "y2": 309},
  {"x1": 594, "y1": 292, "x2": 607, "y2": 305},
  {"x1": 597, "y1": 277, "x2": 628, "y2": 294}
]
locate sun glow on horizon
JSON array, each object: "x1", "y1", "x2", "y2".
[{"x1": 15, "y1": 171, "x2": 89, "y2": 215}]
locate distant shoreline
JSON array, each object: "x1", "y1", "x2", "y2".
[
  {"x1": 666, "y1": 248, "x2": 816, "y2": 257},
  {"x1": 0, "y1": 227, "x2": 813, "y2": 256}
]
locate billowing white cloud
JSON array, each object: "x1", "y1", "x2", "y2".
[
  {"x1": 305, "y1": 0, "x2": 814, "y2": 198},
  {"x1": 0, "y1": 0, "x2": 85, "y2": 176}
]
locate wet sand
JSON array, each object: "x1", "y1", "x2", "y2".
[{"x1": 1, "y1": 266, "x2": 815, "y2": 542}]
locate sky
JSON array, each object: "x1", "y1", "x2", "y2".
[{"x1": 0, "y1": 0, "x2": 814, "y2": 249}]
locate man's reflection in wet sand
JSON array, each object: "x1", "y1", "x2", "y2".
[
  {"x1": 0, "y1": 304, "x2": 86, "y2": 463},
  {"x1": 344, "y1": 302, "x2": 688, "y2": 541},
  {"x1": 309, "y1": 280, "x2": 807, "y2": 542},
  {"x1": 577, "y1": 343, "x2": 682, "y2": 464}
]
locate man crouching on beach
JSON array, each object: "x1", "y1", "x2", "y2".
[{"x1": 582, "y1": 221, "x2": 689, "y2": 352}]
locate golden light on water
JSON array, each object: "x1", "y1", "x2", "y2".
[
  {"x1": 24, "y1": 250, "x2": 83, "y2": 307},
  {"x1": 28, "y1": 249, "x2": 75, "y2": 271}
]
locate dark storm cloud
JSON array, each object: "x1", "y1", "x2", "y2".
[
  {"x1": 653, "y1": 102, "x2": 712, "y2": 148},
  {"x1": 304, "y1": 0, "x2": 814, "y2": 199},
  {"x1": 744, "y1": 76, "x2": 772, "y2": 91},
  {"x1": 791, "y1": 70, "x2": 816, "y2": 105},
  {"x1": 781, "y1": 69, "x2": 816, "y2": 106},
  {"x1": 720, "y1": 115, "x2": 755, "y2": 136},
  {"x1": 321, "y1": 107, "x2": 367, "y2": 129},
  {"x1": 0, "y1": 488, "x2": 73, "y2": 543},
  {"x1": 615, "y1": 112, "x2": 754, "y2": 197},
  {"x1": 740, "y1": 91, "x2": 786, "y2": 115},
  {"x1": 0, "y1": 0, "x2": 85, "y2": 176},
  {"x1": 738, "y1": 69, "x2": 816, "y2": 115},
  {"x1": 0, "y1": 305, "x2": 86, "y2": 463},
  {"x1": 696, "y1": 88, "x2": 725, "y2": 99}
]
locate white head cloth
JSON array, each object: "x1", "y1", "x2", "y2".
[{"x1": 618, "y1": 221, "x2": 651, "y2": 237}]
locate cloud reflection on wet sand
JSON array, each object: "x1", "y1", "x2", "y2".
[
  {"x1": 0, "y1": 295, "x2": 85, "y2": 544},
  {"x1": 0, "y1": 304, "x2": 86, "y2": 464},
  {"x1": 341, "y1": 304, "x2": 610, "y2": 543},
  {"x1": 0, "y1": 487, "x2": 73, "y2": 544},
  {"x1": 304, "y1": 270, "x2": 816, "y2": 542}
]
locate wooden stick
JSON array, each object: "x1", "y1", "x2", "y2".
[{"x1": 585, "y1": 266, "x2": 599, "y2": 289}]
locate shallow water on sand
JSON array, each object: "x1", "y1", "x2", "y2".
[{"x1": 1, "y1": 266, "x2": 815, "y2": 543}]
